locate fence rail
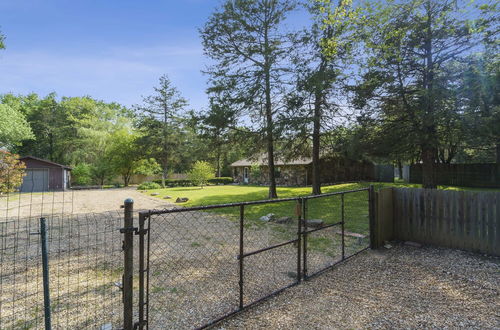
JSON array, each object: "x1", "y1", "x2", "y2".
[{"x1": 374, "y1": 188, "x2": 500, "y2": 256}]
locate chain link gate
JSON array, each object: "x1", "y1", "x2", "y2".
[{"x1": 122, "y1": 187, "x2": 374, "y2": 329}]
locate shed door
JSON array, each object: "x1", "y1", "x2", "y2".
[{"x1": 21, "y1": 169, "x2": 49, "y2": 192}]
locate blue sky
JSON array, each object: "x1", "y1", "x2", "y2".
[{"x1": 0, "y1": 0, "x2": 251, "y2": 110}]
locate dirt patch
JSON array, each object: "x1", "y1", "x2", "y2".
[{"x1": 219, "y1": 245, "x2": 500, "y2": 329}]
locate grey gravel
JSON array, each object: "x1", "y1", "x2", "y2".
[{"x1": 218, "y1": 245, "x2": 500, "y2": 329}]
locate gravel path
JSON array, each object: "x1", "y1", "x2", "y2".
[{"x1": 219, "y1": 245, "x2": 500, "y2": 329}]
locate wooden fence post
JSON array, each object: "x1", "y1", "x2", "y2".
[
  {"x1": 369, "y1": 185, "x2": 376, "y2": 248},
  {"x1": 375, "y1": 188, "x2": 395, "y2": 247}
]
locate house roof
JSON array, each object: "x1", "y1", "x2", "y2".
[
  {"x1": 20, "y1": 156, "x2": 72, "y2": 170},
  {"x1": 230, "y1": 154, "x2": 312, "y2": 167}
]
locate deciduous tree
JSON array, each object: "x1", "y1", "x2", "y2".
[
  {"x1": 188, "y1": 161, "x2": 215, "y2": 188},
  {"x1": 0, "y1": 104, "x2": 34, "y2": 149},
  {"x1": 0, "y1": 151, "x2": 26, "y2": 193}
]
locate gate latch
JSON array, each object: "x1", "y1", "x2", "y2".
[{"x1": 120, "y1": 227, "x2": 139, "y2": 234}]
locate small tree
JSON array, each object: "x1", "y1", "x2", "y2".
[
  {"x1": 0, "y1": 151, "x2": 26, "y2": 193},
  {"x1": 71, "y1": 163, "x2": 92, "y2": 186},
  {"x1": 188, "y1": 161, "x2": 215, "y2": 189}
]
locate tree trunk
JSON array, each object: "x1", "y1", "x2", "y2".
[
  {"x1": 421, "y1": 145, "x2": 437, "y2": 189},
  {"x1": 265, "y1": 80, "x2": 277, "y2": 198},
  {"x1": 161, "y1": 163, "x2": 168, "y2": 188},
  {"x1": 397, "y1": 160, "x2": 403, "y2": 180},
  {"x1": 311, "y1": 90, "x2": 322, "y2": 195},
  {"x1": 123, "y1": 175, "x2": 130, "y2": 187},
  {"x1": 264, "y1": 15, "x2": 277, "y2": 199},
  {"x1": 216, "y1": 145, "x2": 221, "y2": 177}
]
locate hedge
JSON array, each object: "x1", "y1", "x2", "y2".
[
  {"x1": 151, "y1": 177, "x2": 233, "y2": 187},
  {"x1": 208, "y1": 177, "x2": 233, "y2": 185}
]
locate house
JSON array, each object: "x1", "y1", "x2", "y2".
[
  {"x1": 19, "y1": 156, "x2": 72, "y2": 192},
  {"x1": 230, "y1": 154, "x2": 381, "y2": 186}
]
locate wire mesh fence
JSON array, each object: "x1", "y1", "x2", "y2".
[
  {"x1": 138, "y1": 188, "x2": 372, "y2": 329},
  {"x1": 0, "y1": 212, "x2": 123, "y2": 329},
  {"x1": 0, "y1": 185, "x2": 372, "y2": 330},
  {"x1": 0, "y1": 188, "x2": 123, "y2": 330}
]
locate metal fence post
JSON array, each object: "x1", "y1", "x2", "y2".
[
  {"x1": 138, "y1": 212, "x2": 147, "y2": 330},
  {"x1": 368, "y1": 185, "x2": 376, "y2": 249},
  {"x1": 122, "y1": 198, "x2": 134, "y2": 330},
  {"x1": 341, "y1": 194, "x2": 345, "y2": 260},
  {"x1": 302, "y1": 198, "x2": 308, "y2": 280},
  {"x1": 238, "y1": 205, "x2": 244, "y2": 310},
  {"x1": 296, "y1": 199, "x2": 302, "y2": 282},
  {"x1": 40, "y1": 217, "x2": 52, "y2": 330}
]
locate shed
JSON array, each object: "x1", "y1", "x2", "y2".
[{"x1": 19, "y1": 156, "x2": 72, "y2": 192}]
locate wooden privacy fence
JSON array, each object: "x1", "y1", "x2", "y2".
[{"x1": 374, "y1": 188, "x2": 500, "y2": 256}]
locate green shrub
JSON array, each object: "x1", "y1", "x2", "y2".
[
  {"x1": 72, "y1": 163, "x2": 93, "y2": 186},
  {"x1": 188, "y1": 161, "x2": 215, "y2": 188},
  {"x1": 208, "y1": 177, "x2": 233, "y2": 185},
  {"x1": 152, "y1": 179, "x2": 194, "y2": 187},
  {"x1": 137, "y1": 181, "x2": 161, "y2": 190}
]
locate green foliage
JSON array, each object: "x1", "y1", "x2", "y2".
[
  {"x1": 250, "y1": 164, "x2": 262, "y2": 182},
  {"x1": 0, "y1": 151, "x2": 26, "y2": 193},
  {"x1": 135, "y1": 158, "x2": 162, "y2": 176},
  {"x1": 71, "y1": 163, "x2": 92, "y2": 186},
  {"x1": 152, "y1": 179, "x2": 194, "y2": 187},
  {"x1": 135, "y1": 75, "x2": 188, "y2": 184},
  {"x1": 0, "y1": 29, "x2": 4, "y2": 49},
  {"x1": 188, "y1": 161, "x2": 215, "y2": 188},
  {"x1": 0, "y1": 104, "x2": 34, "y2": 148},
  {"x1": 200, "y1": 0, "x2": 297, "y2": 198},
  {"x1": 90, "y1": 158, "x2": 115, "y2": 186},
  {"x1": 208, "y1": 177, "x2": 233, "y2": 185},
  {"x1": 137, "y1": 181, "x2": 161, "y2": 190}
]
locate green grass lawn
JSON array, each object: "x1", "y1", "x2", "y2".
[
  {"x1": 142, "y1": 181, "x2": 499, "y2": 234},
  {"x1": 141, "y1": 182, "x2": 499, "y2": 255}
]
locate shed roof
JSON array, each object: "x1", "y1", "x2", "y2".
[
  {"x1": 230, "y1": 154, "x2": 312, "y2": 167},
  {"x1": 20, "y1": 156, "x2": 72, "y2": 170}
]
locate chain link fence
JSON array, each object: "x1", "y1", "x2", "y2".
[{"x1": 138, "y1": 188, "x2": 372, "y2": 329}]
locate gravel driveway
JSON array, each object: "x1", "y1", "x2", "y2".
[
  {"x1": 219, "y1": 245, "x2": 500, "y2": 329},
  {"x1": 0, "y1": 187, "x2": 172, "y2": 218}
]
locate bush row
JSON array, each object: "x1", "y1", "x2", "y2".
[
  {"x1": 137, "y1": 182, "x2": 162, "y2": 190},
  {"x1": 144, "y1": 177, "x2": 234, "y2": 188}
]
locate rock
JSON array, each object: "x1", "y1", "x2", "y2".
[
  {"x1": 175, "y1": 197, "x2": 189, "y2": 203},
  {"x1": 259, "y1": 213, "x2": 276, "y2": 222},
  {"x1": 384, "y1": 243, "x2": 393, "y2": 249},
  {"x1": 151, "y1": 192, "x2": 159, "y2": 196},
  {"x1": 404, "y1": 241, "x2": 422, "y2": 248},
  {"x1": 305, "y1": 219, "x2": 324, "y2": 228},
  {"x1": 335, "y1": 230, "x2": 366, "y2": 239},
  {"x1": 275, "y1": 216, "x2": 292, "y2": 224},
  {"x1": 163, "y1": 196, "x2": 172, "y2": 199}
]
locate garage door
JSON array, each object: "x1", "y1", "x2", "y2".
[{"x1": 20, "y1": 169, "x2": 49, "y2": 192}]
